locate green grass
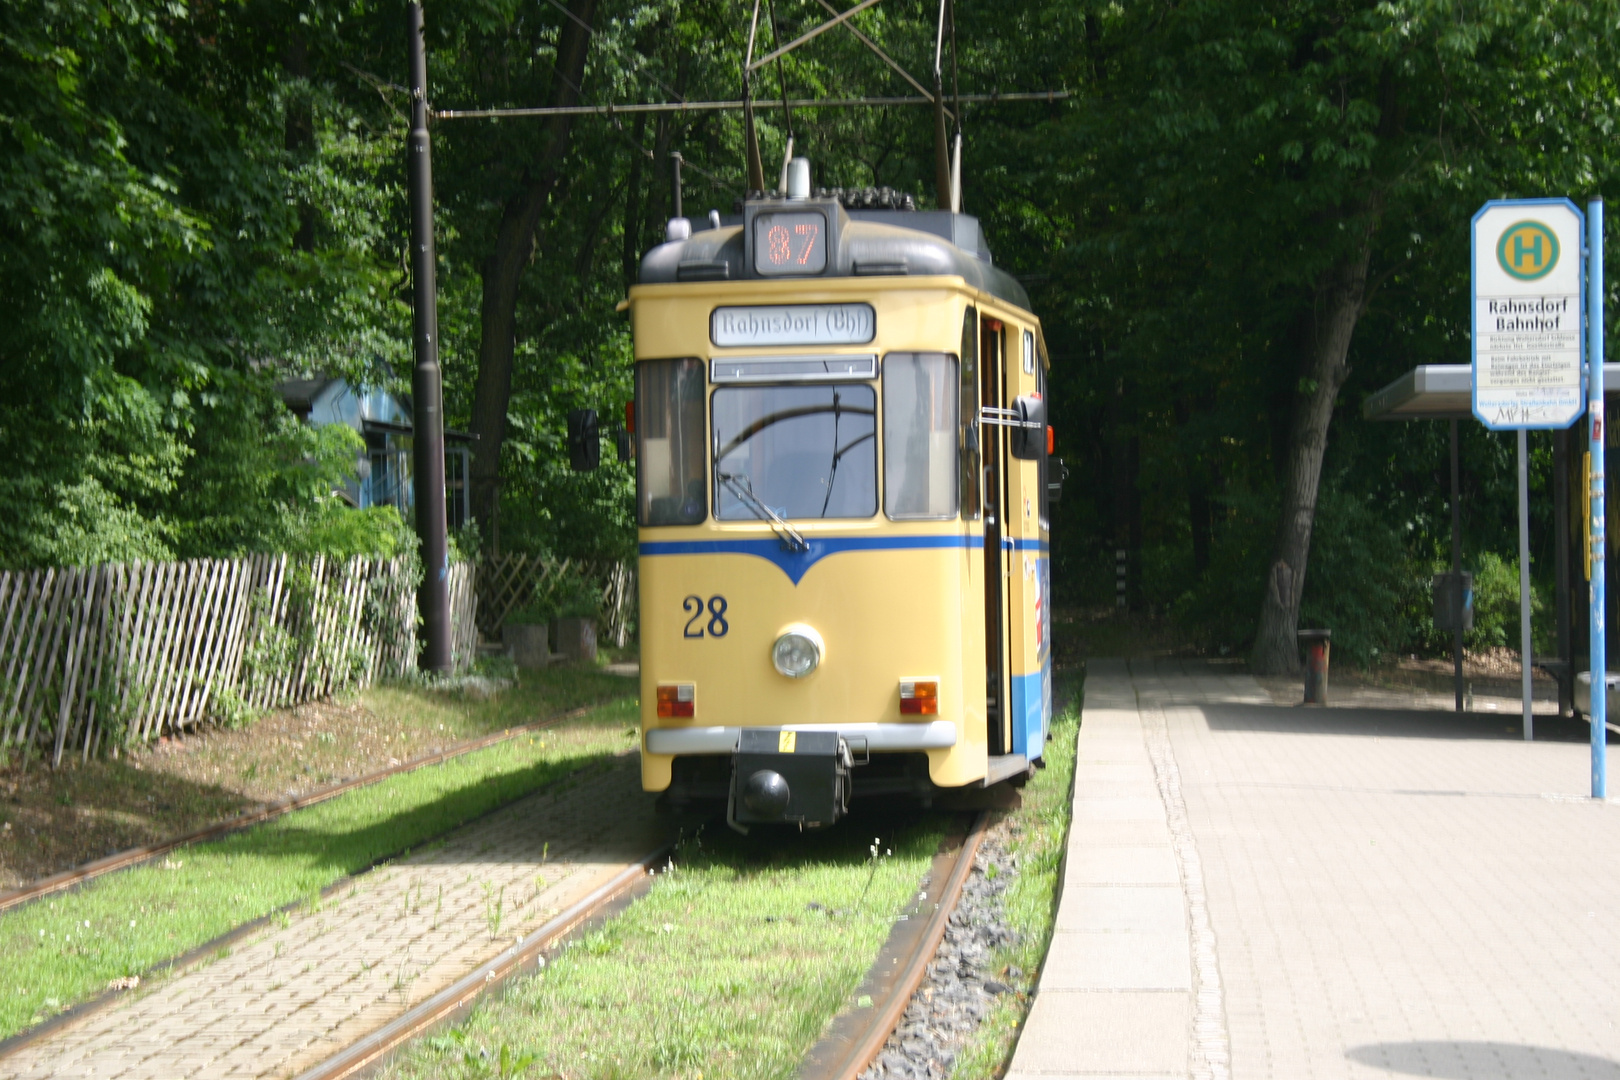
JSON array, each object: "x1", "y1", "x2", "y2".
[
  {"x1": 380, "y1": 810, "x2": 955, "y2": 1080},
  {"x1": 0, "y1": 698, "x2": 641, "y2": 1040},
  {"x1": 950, "y1": 679, "x2": 1081, "y2": 1079}
]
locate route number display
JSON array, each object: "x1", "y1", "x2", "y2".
[
  {"x1": 1472, "y1": 199, "x2": 1586, "y2": 430},
  {"x1": 753, "y1": 211, "x2": 827, "y2": 276}
]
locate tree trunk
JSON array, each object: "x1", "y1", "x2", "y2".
[
  {"x1": 467, "y1": 0, "x2": 596, "y2": 534},
  {"x1": 1250, "y1": 235, "x2": 1375, "y2": 674}
]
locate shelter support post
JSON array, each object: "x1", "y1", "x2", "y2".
[
  {"x1": 407, "y1": 1, "x2": 451, "y2": 672},
  {"x1": 1588, "y1": 197, "x2": 1608, "y2": 799},
  {"x1": 1518, "y1": 430, "x2": 1533, "y2": 740},
  {"x1": 1450, "y1": 419, "x2": 1464, "y2": 712}
]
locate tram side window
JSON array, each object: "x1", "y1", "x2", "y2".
[
  {"x1": 883, "y1": 353, "x2": 959, "y2": 519},
  {"x1": 636, "y1": 358, "x2": 708, "y2": 526},
  {"x1": 960, "y1": 308, "x2": 981, "y2": 521}
]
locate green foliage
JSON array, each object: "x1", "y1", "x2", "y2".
[
  {"x1": 1298, "y1": 488, "x2": 1422, "y2": 668},
  {"x1": 0, "y1": 0, "x2": 407, "y2": 571}
]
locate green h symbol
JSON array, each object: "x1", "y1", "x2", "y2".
[{"x1": 1513, "y1": 231, "x2": 1544, "y2": 270}]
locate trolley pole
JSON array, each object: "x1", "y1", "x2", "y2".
[
  {"x1": 407, "y1": 1, "x2": 451, "y2": 673},
  {"x1": 1589, "y1": 197, "x2": 1607, "y2": 799}
]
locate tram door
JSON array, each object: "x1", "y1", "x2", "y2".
[{"x1": 980, "y1": 316, "x2": 1011, "y2": 755}]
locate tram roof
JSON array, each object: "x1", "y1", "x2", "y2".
[{"x1": 638, "y1": 197, "x2": 1032, "y2": 313}]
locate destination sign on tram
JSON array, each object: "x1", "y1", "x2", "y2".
[
  {"x1": 1471, "y1": 199, "x2": 1585, "y2": 430},
  {"x1": 753, "y1": 211, "x2": 828, "y2": 276},
  {"x1": 711, "y1": 303, "x2": 875, "y2": 347}
]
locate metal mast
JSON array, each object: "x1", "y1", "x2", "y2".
[{"x1": 407, "y1": 1, "x2": 451, "y2": 672}]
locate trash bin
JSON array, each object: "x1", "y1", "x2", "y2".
[
  {"x1": 1574, "y1": 670, "x2": 1620, "y2": 717},
  {"x1": 1432, "y1": 571, "x2": 1474, "y2": 632},
  {"x1": 1298, "y1": 629, "x2": 1332, "y2": 705}
]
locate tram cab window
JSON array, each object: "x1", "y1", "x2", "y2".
[
  {"x1": 712, "y1": 384, "x2": 877, "y2": 520},
  {"x1": 883, "y1": 353, "x2": 959, "y2": 519},
  {"x1": 636, "y1": 358, "x2": 708, "y2": 526}
]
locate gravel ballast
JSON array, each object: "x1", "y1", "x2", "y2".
[{"x1": 861, "y1": 823, "x2": 1025, "y2": 1079}]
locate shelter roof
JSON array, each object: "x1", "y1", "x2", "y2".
[{"x1": 1363, "y1": 364, "x2": 1620, "y2": 421}]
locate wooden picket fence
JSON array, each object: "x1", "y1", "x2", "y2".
[
  {"x1": 0, "y1": 554, "x2": 476, "y2": 765},
  {"x1": 475, "y1": 554, "x2": 636, "y2": 647}
]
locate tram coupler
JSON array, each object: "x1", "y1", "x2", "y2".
[{"x1": 727, "y1": 728, "x2": 852, "y2": 833}]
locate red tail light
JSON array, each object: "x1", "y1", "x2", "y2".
[
  {"x1": 625, "y1": 401, "x2": 636, "y2": 435},
  {"x1": 656, "y1": 683, "x2": 694, "y2": 718},
  {"x1": 900, "y1": 679, "x2": 939, "y2": 716}
]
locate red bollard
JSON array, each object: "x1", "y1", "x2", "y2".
[{"x1": 1298, "y1": 629, "x2": 1332, "y2": 705}]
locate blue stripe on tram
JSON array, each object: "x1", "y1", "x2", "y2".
[{"x1": 638, "y1": 534, "x2": 985, "y2": 585}]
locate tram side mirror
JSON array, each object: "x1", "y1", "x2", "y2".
[
  {"x1": 1009, "y1": 395, "x2": 1046, "y2": 460},
  {"x1": 616, "y1": 429, "x2": 633, "y2": 463},
  {"x1": 1048, "y1": 458, "x2": 1068, "y2": 505},
  {"x1": 567, "y1": 408, "x2": 601, "y2": 472}
]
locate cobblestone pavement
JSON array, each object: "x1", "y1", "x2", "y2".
[
  {"x1": 0, "y1": 758, "x2": 667, "y2": 1080},
  {"x1": 1011, "y1": 658, "x2": 1620, "y2": 1080}
]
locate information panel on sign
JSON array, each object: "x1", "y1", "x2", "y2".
[{"x1": 1472, "y1": 198, "x2": 1586, "y2": 430}]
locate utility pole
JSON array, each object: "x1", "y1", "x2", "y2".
[{"x1": 407, "y1": 1, "x2": 451, "y2": 672}]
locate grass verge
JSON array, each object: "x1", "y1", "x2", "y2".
[
  {"x1": 379, "y1": 808, "x2": 955, "y2": 1080},
  {"x1": 0, "y1": 698, "x2": 640, "y2": 1041},
  {"x1": 0, "y1": 664, "x2": 639, "y2": 890},
  {"x1": 950, "y1": 676, "x2": 1082, "y2": 1080}
]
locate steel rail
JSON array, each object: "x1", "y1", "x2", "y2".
[
  {"x1": 433, "y1": 90, "x2": 1071, "y2": 120},
  {"x1": 799, "y1": 810, "x2": 990, "y2": 1080},
  {"x1": 292, "y1": 845, "x2": 670, "y2": 1080},
  {"x1": 0, "y1": 703, "x2": 603, "y2": 915}
]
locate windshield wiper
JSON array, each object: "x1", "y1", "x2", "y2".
[{"x1": 716, "y1": 471, "x2": 809, "y2": 552}]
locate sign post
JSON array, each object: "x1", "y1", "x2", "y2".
[
  {"x1": 1588, "y1": 198, "x2": 1607, "y2": 800},
  {"x1": 1472, "y1": 198, "x2": 1587, "y2": 741}
]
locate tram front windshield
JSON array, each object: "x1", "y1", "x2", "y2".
[{"x1": 713, "y1": 385, "x2": 877, "y2": 520}]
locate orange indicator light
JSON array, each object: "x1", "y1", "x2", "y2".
[
  {"x1": 899, "y1": 679, "x2": 939, "y2": 716},
  {"x1": 656, "y1": 683, "x2": 695, "y2": 718}
]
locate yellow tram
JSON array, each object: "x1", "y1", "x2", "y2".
[{"x1": 623, "y1": 161, "x2": 1055, "y2": 829}]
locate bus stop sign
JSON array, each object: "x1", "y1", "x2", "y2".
[{"x1": 1472, "y1": 198, "x2": 1586, "y2": 430}]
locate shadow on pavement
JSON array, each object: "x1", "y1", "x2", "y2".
[
  {"x1": 1347, "y1": 1040, "x2": 1620, "y2": 1079},
  {"x1": 1200, "y1": 703, "x2": 1604, "y2": 744}
]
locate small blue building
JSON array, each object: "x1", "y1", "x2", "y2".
[{"x1": 277, "y1": 377, "x2": 472, "y2": 528}]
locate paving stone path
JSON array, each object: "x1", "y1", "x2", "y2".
[
  {"x1": 1, "y1": 758, "x2": 667, "y2": 1080},
  {"x1": 1010, "y1": 658, "x2": 1620, "y2": 1080}
]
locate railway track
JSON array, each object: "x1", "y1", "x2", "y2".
[
  {"x1": 799, "y1": 811, "x2": 991, "y2": 1080},
  {"x1": 295, "y1": 809, "x2": 988, "y2": 1080},
  {"x1": 2, "y1": 781, "x2": 991, "y2": 1080},
  {"x1": 0, "y1": 703, "x2": 603, "y2": 916}
]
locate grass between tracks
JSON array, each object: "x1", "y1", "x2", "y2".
[
  {"x1": 0, "y1": 695, "x2": 640, "y2": 1042},
  {"x1": 380, "y1": 809, "x2": 956, "y2": 1080},
  {"x1": 1, "y1": 663, "x2": 638, "y2": 890},
  {"x1": 951, "y1": 678, "x2": 1081, "y2": 1080}
]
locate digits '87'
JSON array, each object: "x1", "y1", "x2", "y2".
[{"x1": 682, "y1": 595, "x2": 729, "y2": 638}]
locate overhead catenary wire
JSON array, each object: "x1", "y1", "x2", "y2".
[
  {"x1": 812, "y1": 0, "x2": 948, "y2": 118},
  {"x1": 433, "y1": 90, "x2": 1069, "y2": 120},
  {"x1": 748, "y1": 0, "x2": 884, "y2": 71}
]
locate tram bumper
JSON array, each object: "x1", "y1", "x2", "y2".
[{"x1": 728, "y1": 728, "x2": 852, "y2": 831}]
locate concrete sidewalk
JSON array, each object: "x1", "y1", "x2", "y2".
[{"x1": 1009, "y1": 658, "x2": 1620, "y2": 1080}]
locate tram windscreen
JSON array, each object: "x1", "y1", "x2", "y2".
[
  {"x1": 637, "y1": 358, "x2": 708, "y2": 526},
  {"x1": 883, "y1": 353, "x2": 959, "y2": 519},
  {"x1": 712, "y1": 385, "x2": 877, "y2": 520}
]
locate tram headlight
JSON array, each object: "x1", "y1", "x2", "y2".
[{"x1": 772, "y1": 625, "x2": 824, "y2": 679}]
